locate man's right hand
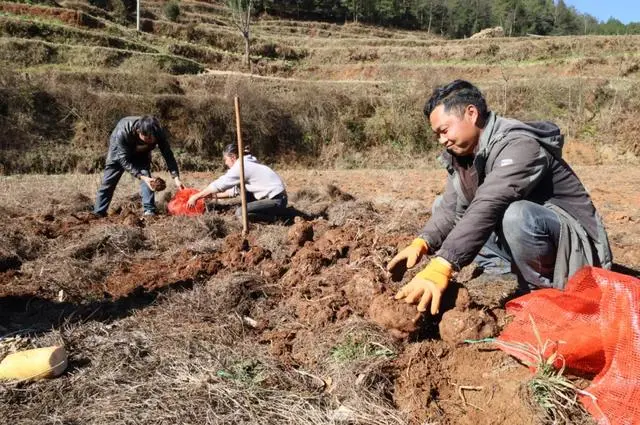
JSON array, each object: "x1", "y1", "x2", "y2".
[{"x1": 387, "y1": 238, "x2": 429, "y2": 274}]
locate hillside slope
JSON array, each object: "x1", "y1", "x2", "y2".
[{"x1": 1, "y1": 0, "x2": 639, "y2": 173}]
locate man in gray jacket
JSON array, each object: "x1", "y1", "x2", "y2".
[
  {"x1": 388, "y1": 80, "x2": 612, "y2": 314},
  {"x1": 93, "y1": 116, "x2": 184, "y2": 217}
]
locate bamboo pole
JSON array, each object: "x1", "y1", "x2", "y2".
[{"x1": 234, "y1": 96, "x2": 248, "y2": 236}]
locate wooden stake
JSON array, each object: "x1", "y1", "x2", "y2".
[{"x1": 234, "y1": 96, "x2": 248, "y2": 236}]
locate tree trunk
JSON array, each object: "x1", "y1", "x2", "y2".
[
  {"x1": 244, "y1": 34, "x2": 250, "y2": 69},
  {"x1": 509, "y1": 4, "x2": 517, "y2": 37},
  {"x1": 353, "y1": 0, "x2": 358, "y2": 23}
]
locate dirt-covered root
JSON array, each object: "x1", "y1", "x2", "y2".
[
  {"x1": 439, "y1": 308, "x2": 499, "y2": 346},
  {"x1": 368, "y1": 294, "x2": 423, "y2": 339},
  {"x1": 149, "y1": 177, "x2": 166, "y2": 192},
  {"x1": 438, "y1": 285, "x2": 500, "y2": 347}
]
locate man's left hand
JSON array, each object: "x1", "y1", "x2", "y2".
[
  {"x1": 394, "y1": 257, "x2": 453, "y2": 314},
  {"x1": 174, "y1": 176, "x2": 185, "y2": 190}
]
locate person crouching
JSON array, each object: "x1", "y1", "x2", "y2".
[{"x1": 187, "y1": 144, "x2": 288, "y2": 222}]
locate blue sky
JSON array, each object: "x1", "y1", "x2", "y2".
[{"x1": 565, "y1": 0, "x2": 640, "y2": 24}]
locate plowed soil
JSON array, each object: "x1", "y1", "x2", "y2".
[{"x1": 0, "y1": 167, "x2": 638, "y2": 424}]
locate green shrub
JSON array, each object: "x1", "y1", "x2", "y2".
[{"x1": 164, "y1": 1, "x2": 180, "y2": 22}]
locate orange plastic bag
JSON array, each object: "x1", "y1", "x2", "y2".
[
  {"x1": 167, "y1": 188, "x2": 205, "y2": 216},
  {"x1": 498, "y1": 267, "x2": 640, "y2": 424}
]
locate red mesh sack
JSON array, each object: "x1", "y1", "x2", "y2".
[
  {"x1": 167, "y1": 188, "x2": 205, "y2": 216},
  {"x1": 498, "y1": 266, "x2": 640, "y2": 424}
]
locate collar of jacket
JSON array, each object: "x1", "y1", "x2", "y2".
[{"x1": 477, "y1": 111, "x2": 498, "y2": 155}]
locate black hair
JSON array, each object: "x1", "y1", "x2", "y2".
[
  {"x1": 223, "y1": 143, "x2": 251, "y2": 157},
  {"x1": 137, "y1": 116, "x2": 162, "y2": 136},
  {"x1": 423, "y1": 80, "x2": 489, "y2": 125}
]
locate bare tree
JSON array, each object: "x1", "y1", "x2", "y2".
[{"x1": 228, "y1": 0, "x2": 252, "y2": 69}]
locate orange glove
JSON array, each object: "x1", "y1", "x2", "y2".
[
  {"x1": 386, "y1": 238, "x2": 429, "y2": 273},
  {"x1": 394, "y1": 256, "x2": 453, "y2": 314}
]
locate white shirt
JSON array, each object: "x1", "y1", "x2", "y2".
[{"x1": 207, "y1": 155, "x2": 285, "y2": 200}]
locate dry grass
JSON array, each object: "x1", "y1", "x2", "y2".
[
  {"x1": 64, "y1": 225, "x2": 147, "y2": 259},
  {"x1": 494, "y1": 318, "x2": 595, "y2": 425},
  {"x1": 327, "y1": 200, "x2": 380, "y2": 227},
  {"x1": 0, "y1": 281, "x2": 406, "y2": 425}
]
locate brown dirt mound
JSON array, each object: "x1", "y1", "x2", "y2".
[
  {"x1": 0, "y1": 205, "x2": 21, "y2": 218},
  {"x1": 0, "y1": 219, "x2": 47, "y2": 261},
  {"x1": 394, "y1": 341, "x2": 533, "y2": 425},
  {"x1": 286, "y1": 217, "x2": 314, "y2": 246},
  {"x1": 219, "y1": 233, "x2": 271, "y2": 269},
  {"x1": 2, "y1": 169, "x2": 638, "y2": 424},
  {"x1": 289, "y1": 188, "x2": 332, "y2": 218},
  {"x1": 288, "y1": 184, "x2": 356, "y2": 219},
  {"x1": 69, "y1": 193, "x2": 94, "y2": 213},
  {"x1": 103, "y1": 250, "x2": 223, "y2": 298}
]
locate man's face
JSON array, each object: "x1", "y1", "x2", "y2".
[
  {"x1": 223, "y1": 154, "x2": 236, "y2": 169},
  {"x1": 137, "y1": 132, "x2": 155, "y2": 144},
  {"x1": 429, "y1": 104, "x2": 481, "y2": 156}
]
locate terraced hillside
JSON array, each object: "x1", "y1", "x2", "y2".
[{"x1": 1, "y1": 0, "x2": 639, "y2": 173}]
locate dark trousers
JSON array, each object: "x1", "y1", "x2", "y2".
[
  {"x1": 235, "y1": 192, "x2": 288, "y2": 223},
  {"x1": 473, "y1": 200, "x2": 561, "y2": 289},
  {"x1": 94, "y1": 159, "x2": 155, "y2": 216},
  {"x1": 433, "y1": 196, "x2": 561, "y2": 289}
]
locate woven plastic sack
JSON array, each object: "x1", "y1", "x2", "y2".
[
  {"x1": 498, "y1": 266, "x2": 640, "y2": 424},
  {"x1": 167, "y1": 188, "x2": 205, "y2": 216}
]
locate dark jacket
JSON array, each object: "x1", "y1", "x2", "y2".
[
  {"x1": 420, "y1": 112, "x2": 611, "y2": 279},
  {"x1": 106, "y1": 116, "x2": 180, "y2": 178}
]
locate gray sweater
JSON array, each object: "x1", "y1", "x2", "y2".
[
  {"x1": 420, "y1": 112, "x2": 611, "y2": 282},
  {"x1": 207, "y1": 155, "x2": 285, "y2": 200}
]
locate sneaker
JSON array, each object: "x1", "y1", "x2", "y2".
[{"x1": 143, "y1": 211, "x2": 156, "y2": 217}]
